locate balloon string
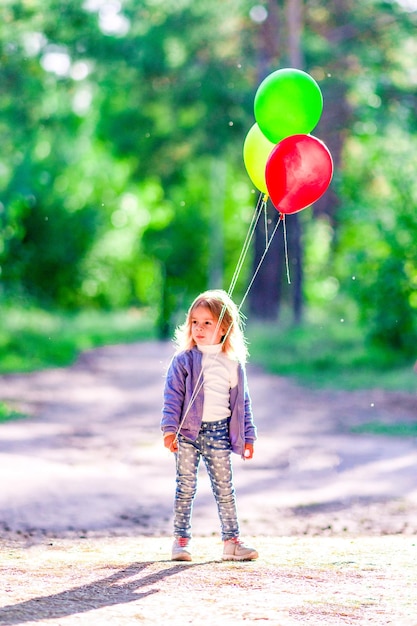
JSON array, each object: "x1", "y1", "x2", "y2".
[
  {"x1": 177, "y1": 207, "x2": 278, "y2": 440},
  {"x1": 236, "y1": 213, "x2": 283, "y2": 314},
  {"x1": 173, "y1": 195, "x2": 281, "y2": 444},
  {"x1": 174, "y1": 368, "x2": 204, "y2": 440},
  {"x1": 282, "y1": 214, "x2": 291, "y2": 284},
  {"x1": 227, "y1": 193, "x2": 265, "y2": 299},
  {"x1": 264, "y1": 201, "x2": 268, "y2": 248},
  {"x1": 174, "y1": 194, "x2": 266, "y2": 442}
]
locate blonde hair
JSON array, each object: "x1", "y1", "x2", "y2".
[{"x1": 174, "y1": 289, "x2": 248, "y2": 363}]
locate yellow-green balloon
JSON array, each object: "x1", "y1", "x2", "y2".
[
  {"x1": 243, "y1": 123, "x2": 275, "y2": 193},
  {"x1": 254, "y1": 68, "x2": 323, "y2": 143}
]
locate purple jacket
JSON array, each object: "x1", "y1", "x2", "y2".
[{"x1": 161, "y1": 346, "x2": 257, "y2": 457}]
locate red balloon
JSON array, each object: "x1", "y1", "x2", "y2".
[{"x1": 265, "y1": 134, "x2": 333, "y2": 214}]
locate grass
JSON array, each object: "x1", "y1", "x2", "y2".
[
  {"x1": 1, "y1": 303, "x2": 415, "y2": 395},
  {"x1": 351, "y1": 421, "x2": 417, "y2": 437},
  {"x1": 0, "y1": 305, "x2": 156, "y2": 374},
  {"x1": 0, "y1": 305, "x2": 158, "y2": 424},
  {"x1": 246, "y1": 313, "x2": 416, "y2": 392},
  {"x1": 0, "y1": 401, "x2": 25, "y2": 424}
]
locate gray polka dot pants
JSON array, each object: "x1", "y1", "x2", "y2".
[{"x1": 174, "y1": 418, "x2": 239, "y2": 541}]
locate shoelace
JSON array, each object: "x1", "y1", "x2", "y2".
[
  {"x1": 228, "y1": 537, "x2": 242, "y2": 545},
  {"x1": 178, "y1": 537, "x2": 189, "y2": 547}
]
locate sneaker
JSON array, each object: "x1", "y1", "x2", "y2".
[
  {"x1": 222, "y1": 537, "x2": 258, "y2": 561},
  {"x1": 171, "y1": 537, "x2": 192, "y2": 561}
]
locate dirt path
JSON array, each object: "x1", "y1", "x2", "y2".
[
  {"x1": 0, "y1": 341, "x2": 416, "y2": 540},
  {"x1": 0, "y1": 341, "x2": 417, "y2": 625}
]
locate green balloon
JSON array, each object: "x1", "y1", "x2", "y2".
[{"x1": 254, "y1": 68, "x2": 323, "y2": 143}]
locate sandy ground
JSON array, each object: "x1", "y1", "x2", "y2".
[
  {"x1": 0, "y1": 341, "x2": 417, "y2": 626},
  {"x1": 0, "y1": 340, "x2": 416, "y2": 541}
]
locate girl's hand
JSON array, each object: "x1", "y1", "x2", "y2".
[
  {"x1": 244, "y1": 443, "x2": 254, "y2": 460},
  {"x1": 163, "y1": 433, "x2": 178, "y2": 453}
]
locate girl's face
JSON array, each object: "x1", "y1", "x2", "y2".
[{"x1": 190, "y1": 305, "x2": 225, "y2": 346}]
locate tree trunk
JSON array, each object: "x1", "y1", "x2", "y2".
[
  {"x1": 249, "y1": 201, "x2": 284, "y2": 319},
  {"x1": 285, "y1": 0, "x2": 304, "y2": 324},
  {"x1": 314, "y1": 78, "x2": 351, "y2": 223},
  {"x1": 286, "y1": 214, "x2": 303, "y2": 323},
  {"x1": 249, "y1": 0, "x2": 283, "y2": 320},
  {"x1": 249, "y1": 0, "x2": 305, "y2": 323}
]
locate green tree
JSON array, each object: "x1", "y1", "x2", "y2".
[
  {"x1": 0, "y1": 0, "x2": 259, "y2": 324},
  {"x1": 2, "y1": 0, "x2": 417, "y2": 356},
  {"x1": 336, "y1": 131, "x2": 417, "y2": 355},
  {"x1": 0, "y1": 1, "x2": 105, "y2": 306},
  {"x1": 302, "y1": 0, "x2": 417, "y2": 353}
]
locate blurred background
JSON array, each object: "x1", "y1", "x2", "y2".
[{"x1": 1, "y1": 0, "x2": 416, "y2": 391}]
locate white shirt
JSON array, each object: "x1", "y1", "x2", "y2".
[{"x1": 197, "y1": 343, "x2": 239, "y2": 422}]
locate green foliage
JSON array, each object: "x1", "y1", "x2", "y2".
[
  {"x1": 0, "y1": 305, "x2": 156, "y2": 373},
  {"x1": 2, "y1": 194, "x2": 100, "y2": 306},
  {"x1": 0, "y1": 401, "x2": 25, "y2": 424},
  {"x1": 336, "y1": 132, "x2": 417, "y2": 354},
  {"x1": 247, "y1": 309, "x2": 417, "y2": 391},
  {"x1": 0, "y1": 0, "x2": 257, "y2": 321},
  {"x1": 302, "y1": 0, "x2": 417, "y2": 359},
  {"x1": 142, "y1": 158, "x2": 255, "y2": 336},
  {"x1": 351, "y1": 422, "x2": 417, "y2": 437},
  {"x1": 1, "y1": 0, "x2": 417, "y2": 363}
]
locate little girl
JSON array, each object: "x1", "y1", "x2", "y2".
[{"x1": 161, "y1": 289, "x2": 258, "y2": 561}]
